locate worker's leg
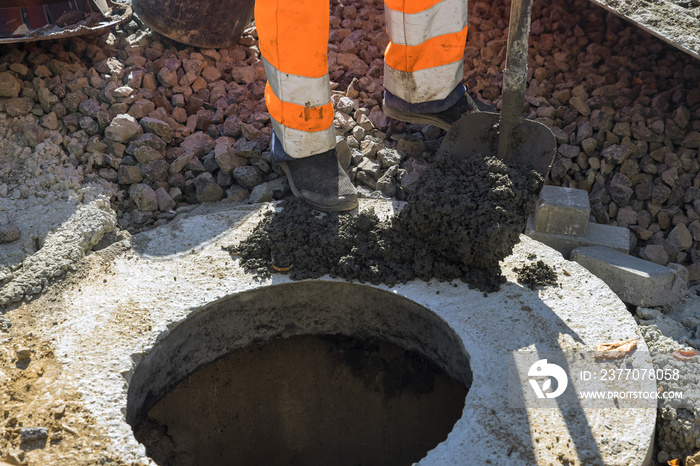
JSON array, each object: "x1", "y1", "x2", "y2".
[
  {"x1": 382, "y1": 0, "x2": 486, "y2": 130},
  {"x1": 256, "y1": 0, "x2": 335, "y2": 159},
  {"x1": 256, "y1": 0, "x2": 357, "y2": 211}
]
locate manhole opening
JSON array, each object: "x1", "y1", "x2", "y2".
[
  {"x1": 125, "y1": 282, "x2": 472, "y2": 466},
  {"x1": 134, "y1": 333, "x2": 469, "y2": 466}
]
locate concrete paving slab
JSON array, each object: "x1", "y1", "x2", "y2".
[
  {"x1": 534, "y1": 186, "x2": 591, "y2": 236},
  {"x1": 571, "y1": 246, "x2": 687, "y2": 307},
  {"x1": 6, "y1": 200, "x2": 656, "y2": 465},
  {"x1": 526, "y1": 215, "x2": 631, "y2": 258}
]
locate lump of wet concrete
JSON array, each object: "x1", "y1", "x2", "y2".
[
  {"x1": 229, "y1": 152, "x2": 542, "y2": 292},
  {"x1": 513, "y1": 260, "x2": 558, "y2": 290},
  {"x1": 20, "y1": 427, "x2": 48, "y2": 442},
  {"x1": 398, "y1": 152, "x2": 543, "y2": 290}
]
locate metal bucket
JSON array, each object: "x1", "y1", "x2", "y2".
[{"x1": 132, "y1": 0, "x2": 255, "y2": 49}]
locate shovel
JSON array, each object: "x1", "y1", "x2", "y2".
[{"x1": 438, "y1": 0, "x2": 556, "y2": 179}]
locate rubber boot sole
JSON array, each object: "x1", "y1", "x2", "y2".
[
  {"x1": 382, "y1": 97, "x2": 497, "y2": 131},
  {"x1": 382, "y1": 100, "x2": 451, "y2": 131},
  {"x1": 279, "y1": 161, "x2": 359, "y2": 213}
]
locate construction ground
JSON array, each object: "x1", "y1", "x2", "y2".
[{"x1": 1, "y1": 0, "x2": 700, "y2": 464}]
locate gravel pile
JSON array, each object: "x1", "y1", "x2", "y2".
[
  {"x1": 0, "y1": 0, "x2": 697, "y2": 284},
  {"x1": 519, "y1": 1, "x2": 700, "y2": 286}
]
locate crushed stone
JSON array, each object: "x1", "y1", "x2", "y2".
[{"x1": 229, "y1": 152, "x2": 543, "y2": 292}]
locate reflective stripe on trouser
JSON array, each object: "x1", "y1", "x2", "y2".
[
  {"x1": 255, "y1": 0, "x2": 335, "y2": 159},
  {"x1": 383, "y1": 0, "x2": 468, "y2": 105}
]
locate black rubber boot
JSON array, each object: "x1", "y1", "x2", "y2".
[
  {"x1": 383, "y1": 93, "x2": 497, "y2": 131},
  {"x1": 279, "y1": 149, "x2": 358, "y2": 212}
]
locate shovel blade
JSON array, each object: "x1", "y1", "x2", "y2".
[{"x1": 437, "y1": 112, "x2": 556, "y2": 180}]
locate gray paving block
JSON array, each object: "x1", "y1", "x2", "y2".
[
  {"x1": 534, "y1": 186, "x2": 591, "y2": 236},
  {"x1": 570, "y1": 246, "x2": 686, "y2": 307},
  {"x1": 525, "y1": 216, "x2": 630, "y2": 259}
]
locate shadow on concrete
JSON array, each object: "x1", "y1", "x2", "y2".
[
  {"x1": 492, "y1": 281, "x2": 605, "y2": 465},
  {"x1": 129, "y1": 198, "x2": 405, "y2": 260},
  {"x1": 0, "y1": 196, "x2": 80, "y2": 270},
  {"x1": 0, "y1": 192, "x2": 112, "y2": 312},
  {"x1": 130, "y1": 201, "x2": 271, "y2": 258},
  {"x1": 20, "y1": 438, "x2": 48, "y2": 452}
]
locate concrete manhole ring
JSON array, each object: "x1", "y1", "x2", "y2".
[
  {"x1": 11, "y1": 201, "x2": 656, "y2": 465},
  {"x1": 126, "y1": 282, "x2": 473, "y2": 465}
]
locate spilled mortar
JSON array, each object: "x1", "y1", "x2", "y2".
[{"x1": 229, "y1": 152, "x2": 544, "y2": 291}]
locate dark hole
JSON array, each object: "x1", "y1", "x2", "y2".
[{"x1": 134, "y1": 334, "x2": 469, "y2": 466}]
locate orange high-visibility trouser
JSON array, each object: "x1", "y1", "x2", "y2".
[{"x1": 256, "y1": 0, "x2": 468, "y2": 159}]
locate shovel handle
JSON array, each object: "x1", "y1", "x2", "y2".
[{"x1": 497, "y1": 0, "x2": 534, "y2": 161}]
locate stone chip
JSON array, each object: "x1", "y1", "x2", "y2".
[
  {"x1": 105, "y1": 114, "x2": 144, "y2": 143},
  {"x1": 0, "y1": 225, "x2": 21, "y2": 243},
  {"x1": 0, "y1": 72, "x2": 21, "y2": 98},
  {"x1": 129, "y1": 184, "x2": 158, "y2": 211}
]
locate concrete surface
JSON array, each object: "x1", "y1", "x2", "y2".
[
  {"x1": 6, "y1": 200, "x2": 656, "y2": 465},
  {"x1": 526, "y1": 215, "x2": 631, "y2": 258},
  {"x1": 0, "y1": 191, "x2": 116, "y2": 308},
  {"x1": 534, "y1": 186, "x2": 591, "y2": 236},
  {"x1": 588, "y1": 0, "x2": 700, "y2": 60},
  {"x1": 572, "y1": 246, "x2": 687, "y2": 307},
  {"x1": 636, "y1": 296, "x2": 700, "y2": 463}
]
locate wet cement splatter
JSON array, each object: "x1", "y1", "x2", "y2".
[
  {"x1": 227, "y1": 152, "x2": 543, "y2": 292},
  {"x1": 513, "y1": 260, "x2": 558, "y2": 290}
]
